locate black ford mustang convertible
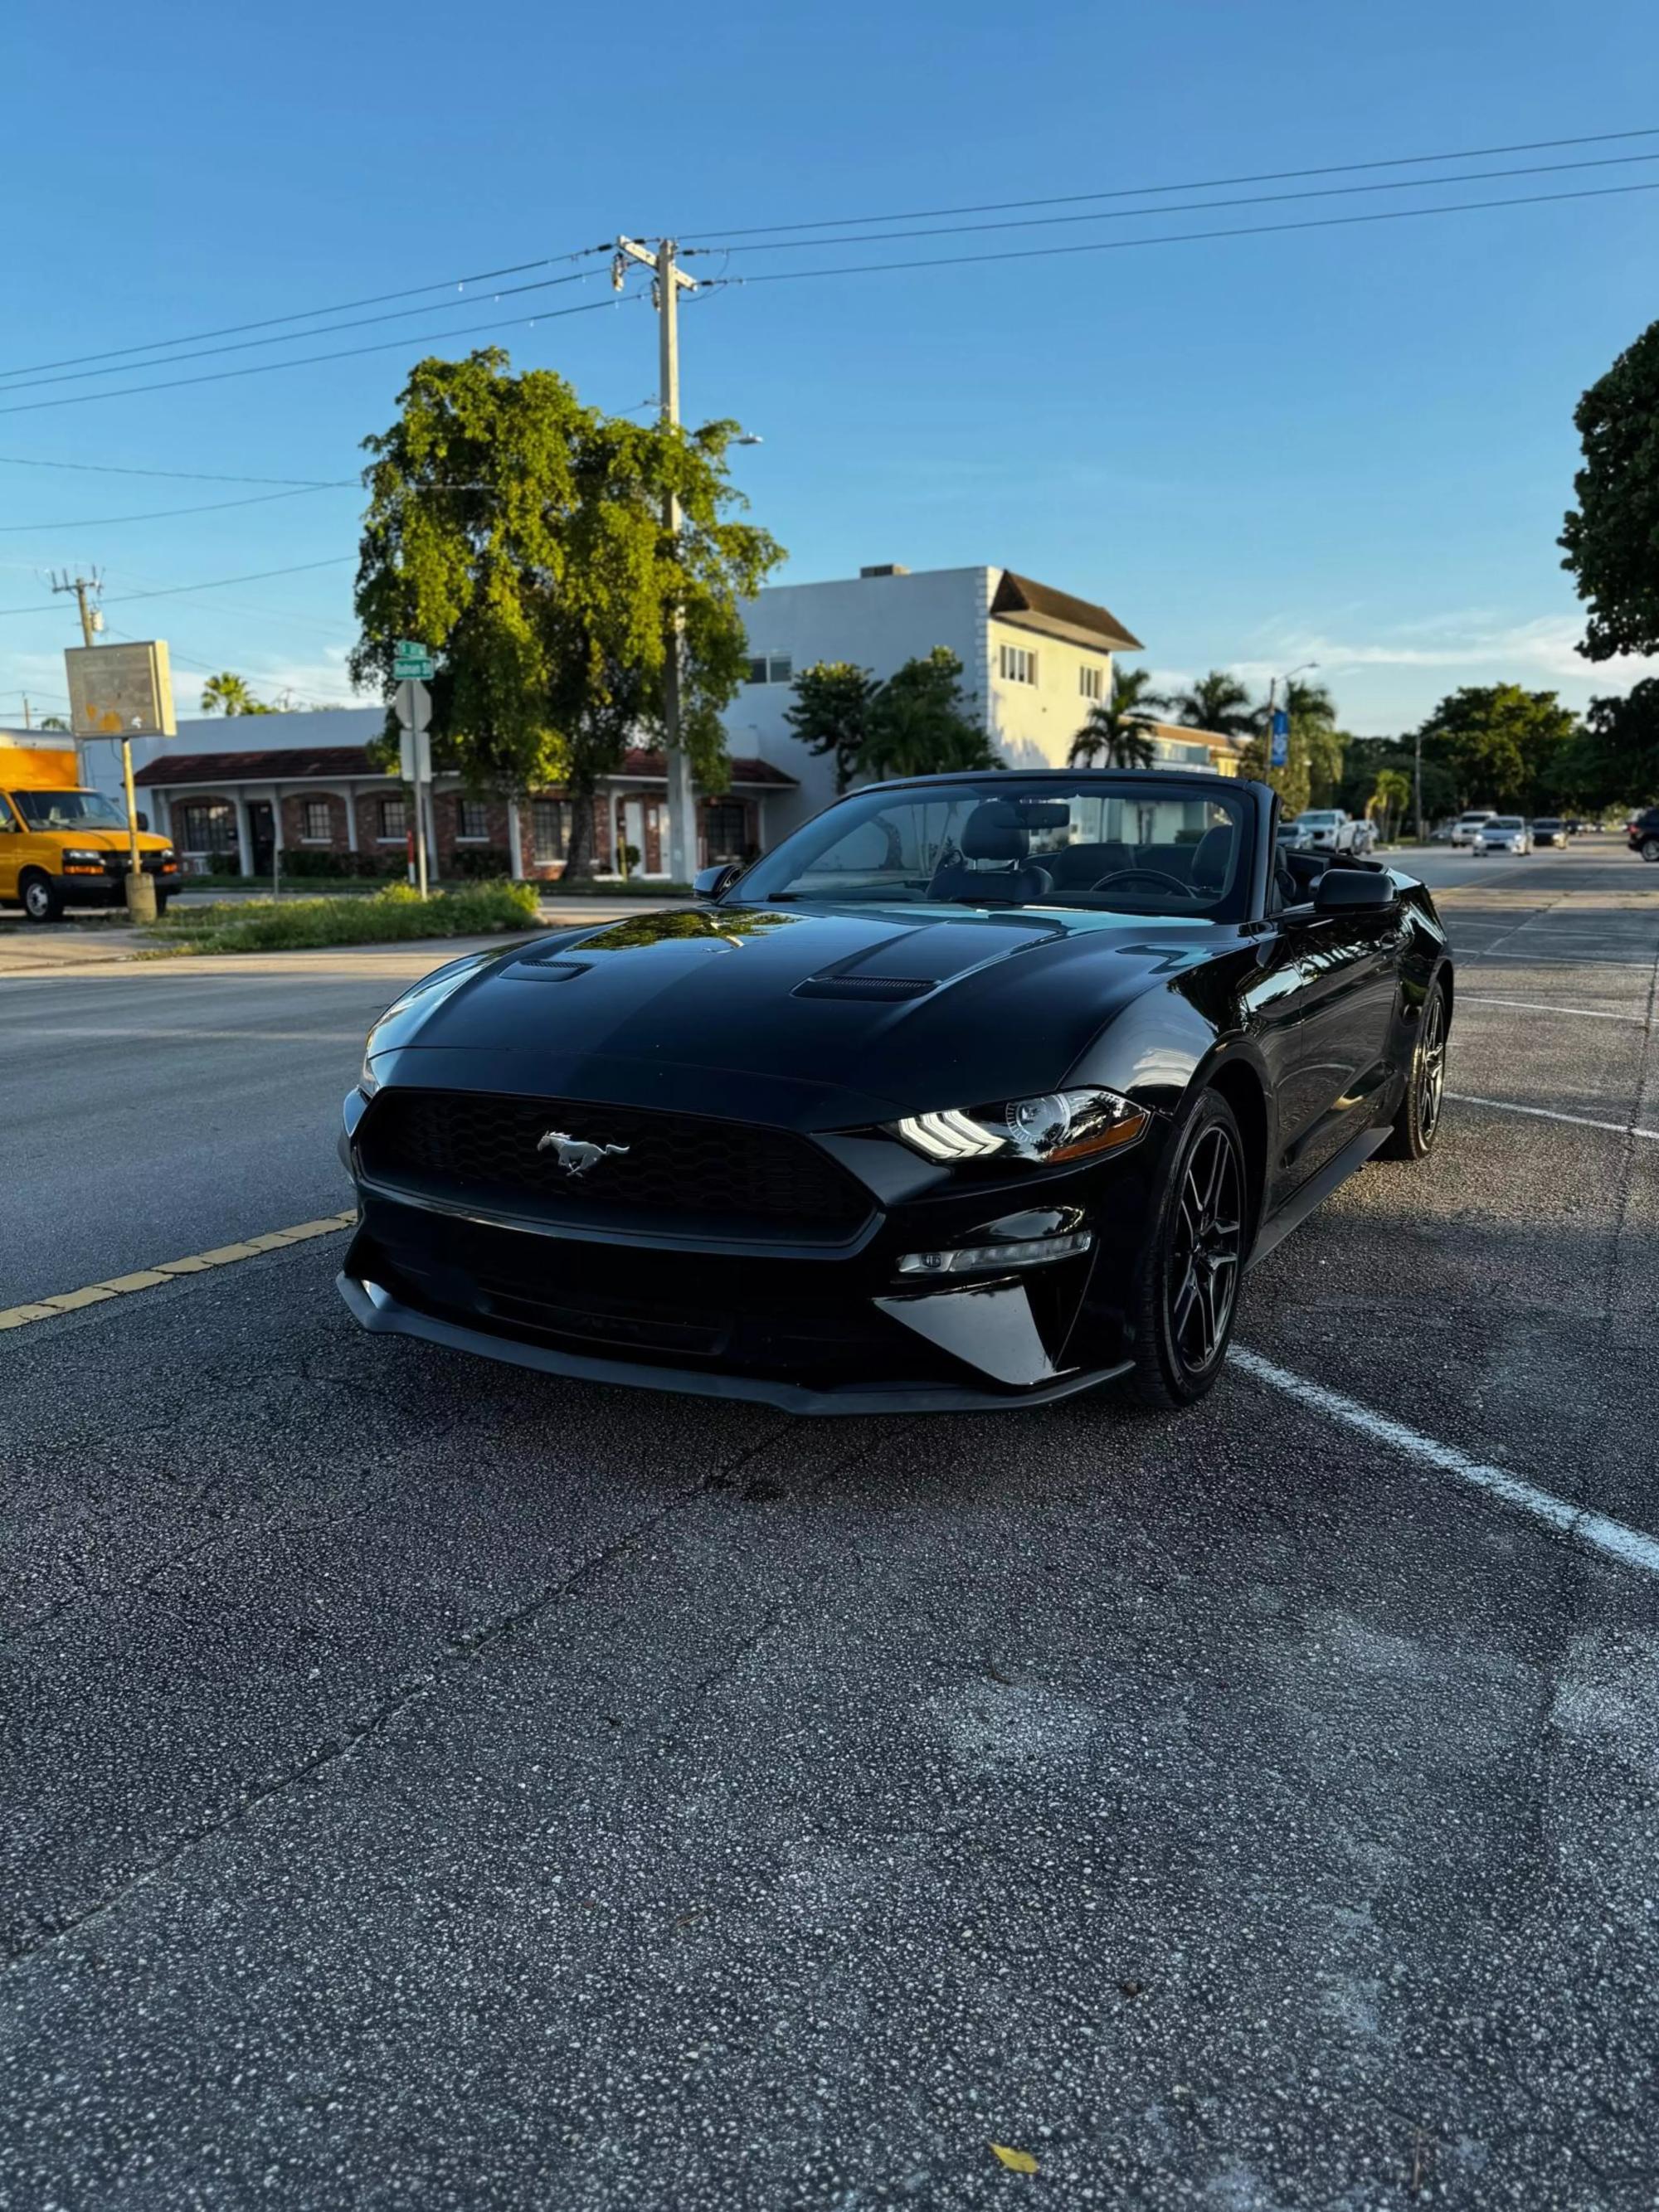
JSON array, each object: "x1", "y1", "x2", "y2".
[{"x1": 338, "y1": 771, "x2": 1451, "y2": 1412}]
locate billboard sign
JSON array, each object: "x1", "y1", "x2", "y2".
[{"x1": 65, "y1": 640, "x2": 177, "y2": 739}]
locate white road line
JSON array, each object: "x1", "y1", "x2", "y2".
[
  {"x1": 1459, "y1": 996, "x2": 1646, "y2": 1023},
  {"x1": 1447, "y1": 1091, "x2": 1659, "y2": 1140},
  {"x1": 1459, "y1": 950, "x2": 1654, "y2": 970},
  {"x1": 1232, "y1": 1349, "x2": 1659, "y2": 1579}
]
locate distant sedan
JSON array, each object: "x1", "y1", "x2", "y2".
[
  {"x1": 1530, "y1": 818, "x2": 1566, "y2": 847},
  {"x1": 338, "y1": 771, "x2": 1452, "y2": 1416},
  {"x1": 1474, "y1": 816, "x2": 1533, "y2": 855}
]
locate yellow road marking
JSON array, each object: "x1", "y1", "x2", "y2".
[{"x1": 0, "y1": 1209, "x2": 358, "y2": 1335}]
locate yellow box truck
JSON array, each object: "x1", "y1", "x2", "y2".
[{"x1": 0, "y1": 744, "x2": 178, "y2": 921}]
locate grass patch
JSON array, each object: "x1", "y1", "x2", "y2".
[{"x1": 146, "y1": 879, "x2": 542, "y2": 955}]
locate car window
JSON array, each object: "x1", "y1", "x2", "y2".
[{"x1": 737, "y1": 777, "x2": 1256, "y2": 920}]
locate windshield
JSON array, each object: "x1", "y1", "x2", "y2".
[
  {"x1": 1298, "y1": 812, "x2": 1340, "y2": 825},
  {"x1": 10, "y1": 789, "x2": 129, "y2": 832},
  {"x1": 1487, "y1": 816, "x2": 1524, "y2": 829},
  {"x1": 733, "y1": 777, "x2": 1254, "y2": 919}
]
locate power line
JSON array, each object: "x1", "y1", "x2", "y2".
[
  {"x1": 0, "y1": 244, "x2": 614, "y2": 382},
  {"x1": 0, "y1": 453, "x2": 353, "y2": 488},
  {"x1": 691, "y1": 148, "x2": 1659, "y2": 257},
  {"x1": 0, "y1": 484, "x2": 354, "y2": 534},
  {"x1": 0, "y1": 557, "x2": 353, "y2": 619},
  {"x1": 680, "y1": 122, "x2": 1659, "y2": 239},
  {"x1": 0, "y1": 270, "x2": 605, "y2": 398},
  {"x1": 699, "y1": 176, "x2": 1659, "y2": 290},
  {"x1": 0, "y1": 292, "x2": 646, "y2": 420}
]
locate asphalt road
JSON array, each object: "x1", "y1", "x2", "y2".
[{"x1": 3, "y1": 836, "x2": 1657, "y2": 2209}]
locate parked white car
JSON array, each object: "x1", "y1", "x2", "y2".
[
  {"x1": 1449, "y1": 810, "x2": 1496, "y2": 848},
  {"x1": 1288, "y1": 809, "x2": 1371, "y2": 855},
  {"x1": 1474, "y1": 815, "x2": 1532, "y2": 855}
]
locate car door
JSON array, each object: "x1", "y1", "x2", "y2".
[
  {"x1": 1274, "y1": 893, "x2": 1404, "y2": 1185},
  {"x1": 0, "y1": 795, "x2": 20, "y2": 900}
]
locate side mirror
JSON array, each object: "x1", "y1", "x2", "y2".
[
  {"x1": 693, "y1": 863, "x2": 740, "y2": 901},
  {"x1": 1313, "y1": 866, "x2": 1395, "y2": 914}
]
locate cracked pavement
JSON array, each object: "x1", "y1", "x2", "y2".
[{"x1": 3, "y1": 839, "x2": 1659, "y2": 2209}]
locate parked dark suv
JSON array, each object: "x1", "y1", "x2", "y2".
[{"x1": 1629, "y1": 808, "x2": 1659, "y2": 863}]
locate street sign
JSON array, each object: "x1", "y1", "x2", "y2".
[
  {"x1": 1269, "y1": 707, "x2": 1290, "y2": 770},
  {"x1": 392, "y1": 640, "x2": 435, "y2": 681},
  {"x1": 396, "y1": 678, "x2": 431, "y2": 734},
  {"x1": 398, "y1": 727, "x2": 432, "y2": 783}
]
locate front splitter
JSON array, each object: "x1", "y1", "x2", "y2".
[{"x1": 336, "y1": 1271, "x2": 1130, "y2": 1417}]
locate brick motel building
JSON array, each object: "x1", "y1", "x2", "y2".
[{"x1": 130, "y1": 717, "x2": 798, "y2": 883}]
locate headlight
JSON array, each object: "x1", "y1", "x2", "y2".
[
  {"x1": 359, "y1": 1052, "x2": 381, "y2": 1099},
  {"x1": 892, "y1": 1087, "x2": 1150, "y2": 1166},
  {"x1": 62, "y1": 848, "x2": 104, "y2": 863}
]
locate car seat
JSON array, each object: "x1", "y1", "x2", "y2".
[{"x1": 927, "y1": 802, "x2": 1056, "y2": 905}]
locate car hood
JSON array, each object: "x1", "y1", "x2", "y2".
[{"x1": 365, "y1": 900, "x2": 1233, "y2": 1125}]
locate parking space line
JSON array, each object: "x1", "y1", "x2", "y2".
[
  {"x1": 1446, "y1": 1093, "x2": 1659, "y2": 1140},
  {"x1": 1458, "y1": 996, "x2": 1647, "y2": 1023},
  {"x1": 0, "y1": 1213, "x2": 358, "y2": 1334},
  {"x1": 1232, "y1": 1349, "x2": 1659, "y2": 1578},
  {"x1": 1459, "y1": 950, "x2": 1654, "y2": 970}
]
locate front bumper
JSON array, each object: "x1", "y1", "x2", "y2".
[
  {"x1": 52, "y1": 858, "x2": 178, "y2": 902},
  {"x1": 335, "y1": 1091, "x2": 1161, "y2": 1412}
]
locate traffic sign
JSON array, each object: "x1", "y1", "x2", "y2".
[
  {"x1": 1269, "y1": 707, "x2": 1290, "y2": 770},
  {"x1": 396, "y1": 678, "x2": 431, "y2": 734},
  {"x1": 398, "y1": 727, "x2": 431, "y2": 783},
  {"x1": 392, "y1": 640, "x2": 435, "y2": 680}
]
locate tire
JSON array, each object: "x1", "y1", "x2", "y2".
[
  {"x1": 1125, "y1": 1090, "x2": 1247, "y2": 1410},
  {"x1": 1379, "y1": 976, "x2": 1447, "y2": 1162},
  {"x1": 20, "y1": 873, "x2": 62, "y2": 924},
  {"x1": 153, "y1": 892, "x2": 170, "y2": 916},
  {"x1": 1642, "y1": 836, "x2": 1659, "y2": 864}
]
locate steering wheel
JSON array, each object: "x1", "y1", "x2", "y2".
[{"x1": 1088, "y1": 867, "x2": 1195, "y2": 897}]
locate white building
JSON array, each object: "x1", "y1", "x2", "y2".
[{"x1": 727, "y1": 563, "x2": 1145, "y2": 829}]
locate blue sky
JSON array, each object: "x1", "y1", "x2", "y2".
[{"x1": 3, "y1": 0, "x2": 1657, "y2": 737}]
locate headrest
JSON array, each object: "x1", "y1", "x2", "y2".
[
  {"x1": 961, "y1": 801, "x2": 1029, "y2": 861},
  {"x1": 1190, "y1": 823, "x2": 1236, "y2": 892}
]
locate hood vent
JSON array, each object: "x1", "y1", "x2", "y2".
[
  {"x1": 793, "y1": 975, "x2": 935, "y2": 1001},
  {"x1": 510, "y1": 955, "x2": 591, "y2": 982}
]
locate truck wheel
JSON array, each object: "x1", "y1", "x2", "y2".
[
  {"x1": 21, "y1": 873, "x2": 62, "y2": 924},
  {"x1": 153, "y1": 891, "x2": 171, "y2": 916}
]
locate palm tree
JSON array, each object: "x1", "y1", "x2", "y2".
[
  {"x1": 38, "y1": 714, "x2": 69, "y2": 732},
  {"x1": 1068, "y1": 666, "x2": 1168, "y2": 767},
  {"x1": 200, "y1": 671, "x2": 256, "y2": 716},
  {"x1": 1170, "y1": 669, "x2": 1256, "y2": 739}
]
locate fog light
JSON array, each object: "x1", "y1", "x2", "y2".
[{"x1": 897, "y1": 1229, "x2": 1092, "y2": 1276}]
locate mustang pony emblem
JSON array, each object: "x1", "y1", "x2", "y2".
[{"x1": 537, "y1": 1130, "x2": 630, "y2": 1179}]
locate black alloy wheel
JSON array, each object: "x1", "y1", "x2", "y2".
[
  {"x1": 1642, "y1": 835, "x2": 1659, "y2": 863},
  {"x1": 1126, "y1": 1089, "x2": 1247, "y2": 1409},
  {"x1": 1380, "y1": 977, "x2": 1447, "y2": 1160}
]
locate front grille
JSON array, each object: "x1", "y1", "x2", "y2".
[{"x1": 360, "y1": 1088, "x2": 872, "y2": 1242}]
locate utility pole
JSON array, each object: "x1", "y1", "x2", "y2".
[
  {"x1": 614, "y1": 236, "x2": 699, "y2": 887},
  {"x1": 50, "y1": 567, "x2": 103, "y2": 649},
  {"x1": 20, "y1": 698, "x2": 30, "y2": 730},
  {"x1": 49, "y1": 568, "x2": 103, "y2": 790}
]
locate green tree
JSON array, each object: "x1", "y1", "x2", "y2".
[
  {"x1": 1237, "y1": 678, "x2": 1341, "y2": 819},
  {"x1": 861, "y1": 649, "x2": 1001, "y2": 780},
  {"x1": 1371, "y1": 767, "x2": 1413, "y2": 843},
  {"x1": 1581, "y1": 681, "x2": 1659, "y2": 807},
  {"x1": 784, "y1": 661, "x2": 880, "y2": 793},
  {"x1": 1412, "y1": 684, "x2": 1579, "y2": 813},
  {"x1": 1068, "y1": 665, "x2": 1167, "y2": 767},
  {"x1": 350, "y1": 348, "x2": 784, "y2": 880},
  {"x1": 1560, "y1": 318, "x2": 1659, "y2": 660},
  {"x1": 1170, "y1": 668, "x2": 1256, "y2": 739},
  {"x1": 38, "y1": 714, "x2": 69, "y2": 732},
  {"x1": 200, "y1": 672, "x2": 270, "y2": 716}
]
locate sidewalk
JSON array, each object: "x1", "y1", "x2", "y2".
[{"x1": 0, "y1": 893, "x2": 683, "y2": 979}]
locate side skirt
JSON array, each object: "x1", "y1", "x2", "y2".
[{"x1": 1247, "y1": 1121, "x2": 1389, "y2": 1272}]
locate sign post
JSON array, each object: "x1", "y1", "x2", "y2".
[{"x1": 395, "y1": 660, "x2": 434, "y2": 897}]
